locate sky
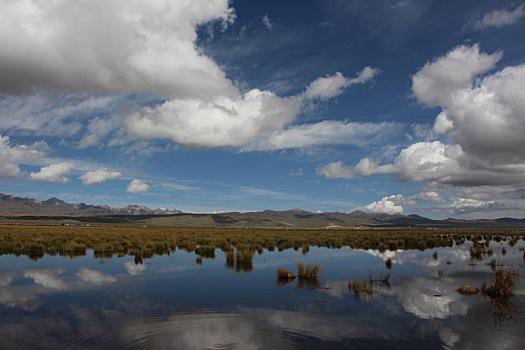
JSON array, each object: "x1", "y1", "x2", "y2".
[{"x1": 1, "y1": 0, "x2": 525, "y2": 218}]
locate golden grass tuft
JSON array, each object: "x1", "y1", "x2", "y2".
[
  {"x1": 295, "y1": 261, "x2": 321, "y2": 288},
  {"x1": 481, "y1": 268, "x2": 517, "y2": 299},
  {"x1": 296, "y1": 261, "x2": 321, "y2": 280},
  {"x1": 348, "y1": 280, "x2": 374, "y2": 297},
  {"x1": 276, "y1": 268, "x2": 296, "y2": 285},
  {"x1": 457, "y1": 284, "x2": 479, "y2": 295},
  {"x1": 235, "y1": 246, "x2": 254, "y2": 272}
]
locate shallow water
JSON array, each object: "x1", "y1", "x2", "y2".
[{"x1": 1, "y1": 240, "x2": 524, "y2": 349}]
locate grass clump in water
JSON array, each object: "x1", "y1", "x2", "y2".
[
  {"x1": 296, "y1": 261, "x2": 321, "y2": 279},
  {"x1": 276, "y1": 268, "x2": 296, "y2": 285},
  {"x1": 295, "y1": 261, "x2": 321, "y2": 288},
  {"x1": 348, "y1": 280, "x2": 374, "y2": 298},
  {"x1": 457, "y1": 284, "x2": 479, "y2": 295},
  {"x1": 348, "y1": 274, "x2": 390, "y2": 300},
  {"x1": 469, "y1": 243, "x2": 491, "y2": 259},
  {"x1": 481, "y1": 268, "x2": 517, "y2": 299},
  {"x1": 235, "y1": 246, "x2": 254, "y2": 272},
  {"x1": 302, "y1": 245, "x2": 309, "y2": 255},
  {"x1": 194, "y1": 245, "x2": 215, "y2": 259},
  {"x1": 224, "y1": 248, "x2": 235, "y2": 269}
]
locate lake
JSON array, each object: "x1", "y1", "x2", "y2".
[{"x1": 1, "y1": 239, "x2": 524, "y2": 349}]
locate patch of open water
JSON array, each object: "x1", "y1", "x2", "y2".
[{"x1": 1, "y1": 240, "x2": 524, "y2": 349}]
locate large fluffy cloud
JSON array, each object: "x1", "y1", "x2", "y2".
[
  {"x1": 411, "y1": 44, "x2": 501, "y2": 107},
  {"x1": 30, "y1": 162, "x2": 74, "y2": 184},
  {"x1": 393, "y1": 141, "x2": 465, "y2": 183},
  {"x1": 414, "y1": 44, "x2": 525, "y2": 170},
  {"x1": 0, "y1": 0, "x2": 386, "y2": 151},
  {"x1": 365, "y1": 194, "x2": 405, "y2": 215},
  {"x1": 321, "y1": 44, "x2": 525, "y2": 188},
  {"x1": 0, "y1": 0, "x2": 236, "y2": 98},
  {"x1": 0, "y1": 135, "x2": 48, "y2": 178},
  {"x1": 127, "y1": 89, "x2": 302, "y2": 148},
  {"x1": 442, "y1": 64, "x2": 525, "y2": 161},
  {"x1": 319, "y1": 44, "x2": 525, "y2": 216},
  {"x1": 0, "y1": 0, "x2": 241, "y2": 152},
  {"x1": 413, "y1": 45, "x2": 525, "y2": 186},
  {"x1": 127, "y1": 67, "x2": 380, "y2": 148},
  {"x1": 319, "y1": 141, "x2": 463, "y2": 182},
  {"x1": 363, "y1": 191, "x2": 447, "y2": 216}
]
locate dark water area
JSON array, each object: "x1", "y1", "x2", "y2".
[{"x1": 1, "y1": 240, "x2": 524, "y2": 349}]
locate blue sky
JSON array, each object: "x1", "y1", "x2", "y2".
[{"x1": 1, "y1": 0, "x2": 525, "y2": 218}]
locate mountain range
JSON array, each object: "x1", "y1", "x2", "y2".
[
  {"x1": 0, "y1": 193, "x2": 181, "y2": 217},
  {"x1": 2, "y1": 192, "x2": 525, "y2": 228}
]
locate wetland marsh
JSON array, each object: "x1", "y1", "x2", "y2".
[{"x1": 0, "y1": 226, "x2": 524, "y2": 349}]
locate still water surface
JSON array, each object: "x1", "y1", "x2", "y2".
[{"x1": 1, "y1": 240, "x2": 524, "y2": 349}]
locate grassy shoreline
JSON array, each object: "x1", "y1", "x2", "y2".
[{"x1": 0, "y1": 224, "x2": 524, "y2": 261}]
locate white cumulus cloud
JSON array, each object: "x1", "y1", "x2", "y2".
[
  {"x1": 0, "y1": 135, "x2": 49, "y2": 178},
  {"x1": 126, "y1": 65, "x2": 380, "y2": 149},
  {"x1": 0, "y1": 1, "x2": 385, "y2": 152},
  {"x1": 412, "y1": 44, "x2": 501, "y2": 107},
  {"x1": 304, "y1": 67, "x2": 379, "y2": 101},
  {"x1": 127, "y1": 179, "x2": 150, "y2": 193},
  {"x1": 322, "y1": 44, "x2": 525, "y2": 190},
  {"x1": 317, "y1": 157, "x2": 395, "y2": 179},
  {"x1": 127, "y1": 89, "x2": 302, "y2": 148},
  {"x1": 0, "y1": 0, "x2": 236, "y2": 98},
  {"x1": 394, "y1": 141, "x2": 465, "y2": 183},
  {"x1": 433, "y1": 111, "x2": 454, "y2": 134},
  {"x1": 80, "y1": 168, "x2": 121, "y2": 185},
  {"x1": 30, "y1": 162, "x2": 74, "y2": 183},
  {"x1": 365, "y1": 194, "x2": 405, "y2": 215},
  {"x1": 318, "y1": 141, "x2": 463, "y2": 182}
]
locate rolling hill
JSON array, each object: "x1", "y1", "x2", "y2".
[{"x1": 1, "y1": 192, "x2": 524, "y2": 228}]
